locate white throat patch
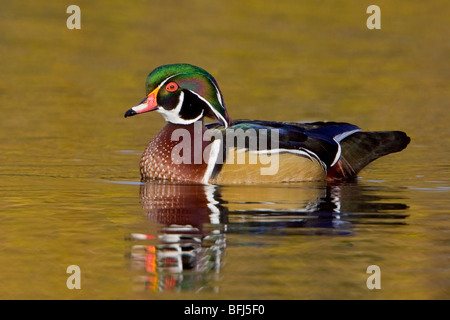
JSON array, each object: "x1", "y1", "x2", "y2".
[{"x1": 156, "y1": 91, "x2": 204, "y2": 125}]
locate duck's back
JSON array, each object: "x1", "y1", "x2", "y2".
[{"x1": 206, "y1": 120, "x2": 410, "y2": 183}]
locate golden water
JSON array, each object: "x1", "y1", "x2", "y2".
[{"x1": 0, "y1": 1, "x2": 449, "y2": 299}]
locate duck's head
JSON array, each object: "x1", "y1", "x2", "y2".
[{"x1": 124, "y1": 63, "x2": 231, "y2": 127}]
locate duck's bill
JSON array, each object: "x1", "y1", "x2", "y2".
[{"x1": 124, "y1": 87, "x2": 159, "y2": 118}]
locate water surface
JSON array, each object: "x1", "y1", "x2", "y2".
[{"x1": 0, "y1": 1, "x2": 449, "y2": 299}]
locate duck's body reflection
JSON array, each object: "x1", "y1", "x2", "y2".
[
  {"x1": 130, "y1": 182, "x2": 226, "y2": 292},
  {"x1": 128, "y1": 181, "x2": 408, "y2": 292}
]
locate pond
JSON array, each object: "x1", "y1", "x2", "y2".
[{"x1": 0, "y1": 1, "x2": 448, "y2": 299}]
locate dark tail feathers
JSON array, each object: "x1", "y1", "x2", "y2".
[{"x1": 327, "y1": 131, "x2": 410, "y2": 181}]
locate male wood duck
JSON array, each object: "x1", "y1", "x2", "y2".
[{"x1": 124, "y1": 63, "x2": 410, "y2": 184}]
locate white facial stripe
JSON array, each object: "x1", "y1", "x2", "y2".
[
  {"x1": 157, "y1": 73, "x2": 183, "y2": 90},
  {"x1": 156, "y1": 73, "x2": 228, "y2": 127},
  {"x1": 212, "y1": 81, "x2": 229, "y2": 127},
  {"x1": 188, "y1": 90, "x2": 228, "y2": 128},
  {"x1": 211, "y1": 80, "x2": 225, "y2": 110},
  {"x1": 156, "y1": 91, "x2": 204, "y2": 124}
]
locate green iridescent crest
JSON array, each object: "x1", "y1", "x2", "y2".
[{"x1": 145, "y1": 63, "x2": 230, "y2": 126}]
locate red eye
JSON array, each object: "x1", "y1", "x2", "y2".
[{"x1": 165, "y1": 82, "x2": 178, "y2": 92}]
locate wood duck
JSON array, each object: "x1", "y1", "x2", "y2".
[{"x1": 124, "y1": 63, "x2": 410, "y2": 184}]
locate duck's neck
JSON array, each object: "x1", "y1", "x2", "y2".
[{"x1": 140, "y1": 121, "x2": 211, "y2": 183}]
